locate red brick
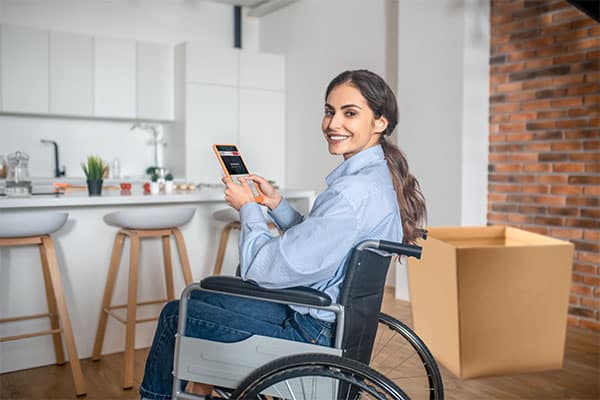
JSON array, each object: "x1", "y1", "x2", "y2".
[
  {"x1": 552, "y1": 74, "x2": 585, "y2": 86},
  {"x1": 569, "y1": 295, "x2": 580, "y2": 305},
  {"x1": 579, "y1": 251, "x2": 600, "y2": 264},
  {"x1": 566, "y1": 218, "x2": 600, "y2": 229},
  {"x1": 548, "y1": 206, "x2": 578, "y2": 217},
  {"x1": 569, "y1": 38, "x2": 600, "y2": 51},
  {"x1": 590, "y1": 25, "x2": 600, "y2": 36},
  {"x1": 583, "y1": 186, "x2": 600, "y2": 196},
  {"x1": 583, "y1": 230, "x2": 600, "y2": 241},
  {"x1": 555, "y1": 119, "x2": 588, "y2": 129},
  {"x1": 551, "y1": 141, "x2": 582, "y2": 151},
  {"x1": 523, "y1": 78, "x2": 553, "y2": 89},
  {"x1": 550, "y1": 185, "x2": 583, "y2": 195},
  {"x1": 581, "y1": 298, "x2": 600, "y2": 311},
  {"x1": 567, "y1": 196, "x2": 600, "y2": 207},
  {"x1": 492, "y1": 103, "x2": 521, "y2": 113},
  {"x1": 538, "y1": 175, "x2": 568, "y2": 184},
  {"x1": 585, "y1": 163, "x2": 600, "y2": 173},
  {"x1": 553, "y1": 53, "x2": 586, "y2": 66},
  {"x1": 582, "y1": 209, "x2": 600, "y2": 219},
  {"x1": 574, "y1": 262, "x2": 598, "y2": 274},
  {"x1": 568, "y1": 175, "x2": 600, "y2": 185},
  {"x1": 583, "y1": 140, "x2": 600, "y2": 150},
  {"x1": 568, "y1": 83, "x2": 600, "y2": 96},
  {"x1": 571, "y1": 283, "x2": 594, "y2": 296},
  {"x1": 550, "y1": 97, "x2": 582, "y2": 108},
  {"x1": 496, "y1": 81, "x2": 524, "y2": 93},
  {"x1": 551, "y1": 227, "x2": 583, "y2": 240},
  {"x1": 537, "y1": 110, "x2": 568, "y2": 119},
  {"x1": 526, "y1": 120, "x2": 555, "y2": 130},
  {"x1": 553, "y1": 163, "x2": 584, "y2": 173},
  {"x1": 571, "y1": 19, "x2": 598, "y2": 30},
  {"x1": 567, "y1": 315, "x2": 580, "y2": 328},
  {"x1": 508, "y1": 214, "x2": 533, "y2": 223},
  {"x1": 552, "y1": 8, "x2": 585, "y2": 23},
  {"x1": 522, "y1": 99, "x2": 552, "y2": 110},
  {"x1": 506, "y1": 91, "x2": 537, "y2": 102},
  {"x1": 580, "y1": 319, "x2": 600, "y2": 331},
  {"x1": 524, "y1": 164, "x2": 551, "y2": 172},
  {"x1": 510, "y1": 111, "x2": 538, "y2": 121},
  {"x1": 522, "y1": 184, "x2": 549, "y2": 194},
  {"x1": 570, "y1": 152, "x2": 599, "y2": 162},
  {"x1": 584, "y1": 95, "x2": 600, "y2": 105},
  {"x1": 495, "y1": 164, "x2": 523, "y2": 173},
  {"x1": 507, "y1": 50, "x2": 537, "y2": 62},
  {"x1": 487, "y1": 212, "x2": 509, "y2": 222},
  {"x1": 533, "y1": 194, "x2": 567, "y2": 205}
]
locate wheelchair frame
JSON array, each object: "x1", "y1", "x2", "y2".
[{"x1": 171, "y1": 239, "x2": 423, "y2": 400}]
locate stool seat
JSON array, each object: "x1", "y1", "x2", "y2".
[
  {"x1": 104, "y1": 207, "x2": 195, "y2": 230},
  {"x1": 0, "y1": 212, "x2": 68, "y2": 238},
  {"x1": 212, "y1": 208, "x2": 240, "y2": 223}
]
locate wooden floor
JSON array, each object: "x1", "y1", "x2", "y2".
[{"x1": 1, "y1": 288, "x2": 599, "y2": 400}]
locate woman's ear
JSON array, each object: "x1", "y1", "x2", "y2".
[{"x1": 375, "y1": 116, "x2": 388, "y2": 134}]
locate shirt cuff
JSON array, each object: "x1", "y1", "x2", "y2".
[
  {"x1": 268, "y1": 198, "x2": 295, "y2": 223},
  {"x1": 239, "y1": 202, "x2": 265, "y2": 225}
]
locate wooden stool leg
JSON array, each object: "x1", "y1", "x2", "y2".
[
  {"x1": 215, "y1": 221, "x2": 241, "y2": 276},
  {"x1": 39, "y1": 244, "x2": 65, "y2": 365},
  {"x1": 173, "y1": 228, "x2": 193, "y2": 285},
  {"x1": 162, "y1": 235, "x2": 175, "y2": 300},
  {"x1": 92, "y1": 232, "x2": 125, "y2": 361},
  {"x1": 123, "y1": 231, "x2": 140, "y2": 389},
  {"x1": 41, "y1": 235, "x2": 87, "y2": 396}
]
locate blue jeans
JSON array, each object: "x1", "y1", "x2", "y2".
[{"x1": 139, "y1": 291, "x2": 334, "y2": 400}]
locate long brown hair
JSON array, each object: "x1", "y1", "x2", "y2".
[{"x1": 325, "y1": 70, "x2": 427, "y2": 244}]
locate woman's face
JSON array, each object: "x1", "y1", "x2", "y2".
[{"x1": 322, "y1": 83, "x2": 388, "y2": 160}]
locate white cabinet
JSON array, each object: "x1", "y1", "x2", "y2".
[
  {"x1": 94, "y1": 37, "x2": 136, "y2": 118},
  {"x1": 137, "y1": 42, "x2": 173, "y2": 121},
  {"x1": 1, "y1": 25, "x2": 49, "y2": 114},
  {"x1": 240, "y1": 89, "x2": 285, "y2": 185},
  {"x1": 240, "y1": 51, "x2": 285, "y2": 91},
  {"x1": 49, "y1": 31, "x2": 93, "y2": 116},
  {"x1": 185, "y1": 44, "x2": 239, "y2": 86},
  {"x1": 185, "y1": 83, "x2": 238, "y2": 183},
  {"x1": 174, "y1": 44, "x2": 286, "y2": 184}
]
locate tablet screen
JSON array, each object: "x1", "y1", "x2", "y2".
[{"x1": 216, "y1": 145, "x2": 249, "y2": 175}]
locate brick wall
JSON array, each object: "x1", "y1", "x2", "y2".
[{"x1": 489, "y1": 0, "x2": 599, "y2": 331}]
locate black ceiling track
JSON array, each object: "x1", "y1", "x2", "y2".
[
  {"x1": 565, "y1": 0, "x2": 599, "y2": 22},
  {"x1": 234, "y1": 5, "x2": 242, "y2": 49}
]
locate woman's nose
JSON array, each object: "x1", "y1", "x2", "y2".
[{"x1": 327, "y1": 113, "x2": 342, "y2": 130}]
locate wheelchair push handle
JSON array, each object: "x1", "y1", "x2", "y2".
[{"x1": 357, "y1": 239, "x2": 422, "y2": 259}]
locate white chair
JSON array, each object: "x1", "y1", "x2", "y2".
[
  {"x1": 0, "y1": 212, "x2": 86, "y2": 396},
  {"x1": 92, "y1": 207, "x2": 196, "y2": 389}
]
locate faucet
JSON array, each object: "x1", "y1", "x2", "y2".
[
  {"x1": 130, "y1": 122, "x2": 165, "y2": 168},
  {"x1": 40, "y1": 139, "x2": 66, "y2": 178}
]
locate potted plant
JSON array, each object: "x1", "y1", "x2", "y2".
[
  {"x1": 82, "y1": 156, "x2": 107, "y2": 196},
  {"x1": 150, "y1": 173, "x2": 160, "y2": 194},
  {"x1": 164, "y1": 173, "x2": 174, "y2": 193}
]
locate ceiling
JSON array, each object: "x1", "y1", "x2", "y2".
[{"x1": 207, "y1": 0, "x2": 298, "y2": 17}]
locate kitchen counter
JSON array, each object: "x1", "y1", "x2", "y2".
[
  {"x1": 0, "y1": 187, "x2": 315, "y2": 374},
  {"x1": 0, "y1": 187, "x2": 315, "y2": 209}
]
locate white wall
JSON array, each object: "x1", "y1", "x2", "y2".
[
  {"x1": 397, "y1": 0, "x2": 489, "y2": 227},
  {"x1": 0, "y1": 0, "x2": 259, "y2": 178},
  {"x1": 259, "y1": 0, "x2": 388, "y2": 192}
]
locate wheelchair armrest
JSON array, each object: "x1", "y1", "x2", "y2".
[{"x1": 200, "y1": 276, "x2": 332, "y2": 307}]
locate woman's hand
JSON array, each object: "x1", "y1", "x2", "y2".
[
  {"x1": 222, "y1": 176, "x2": 255, "y2": 211},
  {"x1": 247, "y1": 174, "x2": 282, "y2": 210}
]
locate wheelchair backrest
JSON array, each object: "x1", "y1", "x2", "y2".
[{"x1": 338, "y1": 247, "x2": 392, "y2": 365}]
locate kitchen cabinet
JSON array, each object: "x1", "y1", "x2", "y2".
[
  {"x1": 94, "y1": 37, "x2": 136, "y2": 118},
  {"x1": 239, "y1": 88, "x2": 285, "y2": 186},
  {"x1": 49, "y1": 31, "x2": 93, "y2": 116},
  {"x1": 185, "y1": 83, "x2": 238, "y2": 183},
  {"x1": 136, "y1": 42, "x2": 174, "y2": 121},
  {"x1": 185, "y1": 44, "x2": 239, "y2": 86},
  {"x1": 174, "y1": 43, "x2": 286, "y2": 184},
  {"x1": 240, "y1": 51, "x2": 285, "y2": 91},
  {"x1": 1, "y1": 24, "x2": 49, "y2": 114}
]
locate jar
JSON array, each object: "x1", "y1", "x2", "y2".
[{"x1": 6, "y1": 151, "x2": 32, "y2": 197}]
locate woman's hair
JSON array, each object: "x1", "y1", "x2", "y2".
[{"x1": 325, "y1": 69, "x2": 427, "y2": 244}]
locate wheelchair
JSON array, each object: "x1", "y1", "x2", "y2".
[{"x1": 172, "y1": 238, "x2": 444, "y2": 400}]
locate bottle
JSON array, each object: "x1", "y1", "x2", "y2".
[{"x1": 111, "y1": 158, "x2": 121, "y2": 179}]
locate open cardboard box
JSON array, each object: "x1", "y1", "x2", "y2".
[{"x1": 407, "y1": 226, "x2": 574, "y2": 379}]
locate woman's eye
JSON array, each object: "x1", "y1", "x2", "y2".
[
  {"x1": 345, "y1": 110, "x2": 357, "y2": 117},
  {"x1": 324, "y1": 109, "x2": 334, "y2": 117}
]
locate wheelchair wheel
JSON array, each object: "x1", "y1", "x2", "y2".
[
  {"x1": 231, "y1": 352, "x2": 410, "y2": 400},
  {"x1": 370, "y1": 312, "x2": 444, "y2": 400}
]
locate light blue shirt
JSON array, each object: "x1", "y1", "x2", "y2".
[{"x1": 238, "y1": 145, "x2": 403, "y2": 321}]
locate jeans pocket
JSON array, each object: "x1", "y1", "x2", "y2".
[{"x1": 291, "y1": 312, "x2": 333, "y2": 346}]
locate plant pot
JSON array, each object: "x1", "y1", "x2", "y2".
[
  {"x1": 150, "y1": 181, "x2": 160, "y2": 194},
  {"x1": 164, "y1": 181, "x2": 174, "y2": 193},
  {"x1": 87, "y1": 179, "x2": 103, "y2": 196}
]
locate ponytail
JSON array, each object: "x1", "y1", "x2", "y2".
[
  {"x1": 326, "y1": 69, "x2": 427, "y2": 244},
  {"x1": 380, "y1": 138, "x2": 427, "y2": 244}
]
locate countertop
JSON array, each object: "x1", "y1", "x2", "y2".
[{"x1": 0, "y1": 187, "x2": 316, "y2": 209}]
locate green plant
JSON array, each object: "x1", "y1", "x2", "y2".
[
  {"x1": 82, "y1": 156, "x2": 107, "y2": 180},
  {"x1": 146, "y1": 166, "x2": 158, "y2": 176},
  {"x1": 165, "y1": 173, "x2": 174, "y2": 181},
  {"x1": 150, "y1": 173, "x2": 159, "y2": 182}
]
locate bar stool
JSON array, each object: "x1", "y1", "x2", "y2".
[
  {"x1": 92, "y1": 207, "x2": 195, "y2": 389},
  {"x1": 0, "y1": 212, "x2": 86, "y2": 396},
  {"x1": 212, "y1": 208, "x2": 277, "y2": 275}
]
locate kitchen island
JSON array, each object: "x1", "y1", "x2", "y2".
[{"x1": 0, "y1": 187, "x2": 315, "y2": 373}]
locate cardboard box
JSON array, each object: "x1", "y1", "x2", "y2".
[{"x1": 407, "y1": 226, "x2": 574, "y2": 379}]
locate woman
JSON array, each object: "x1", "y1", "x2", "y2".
[{"x1": 139, "y1": 69, "x2": 426, "y2": 400}]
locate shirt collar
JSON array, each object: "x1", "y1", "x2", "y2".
[{"x1": 326, "y1": 145, "x2": 385, "y2": 185}]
